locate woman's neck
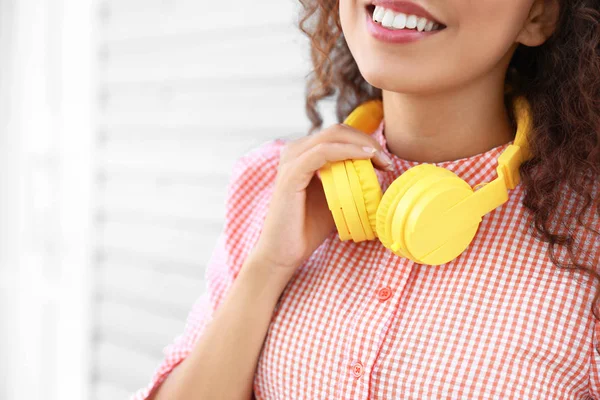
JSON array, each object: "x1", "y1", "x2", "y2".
[{"x1": 381, "y1": 81, "x2": 515, "y2": 163}]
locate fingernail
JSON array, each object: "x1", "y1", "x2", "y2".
[
  {"x1": 375, "y1": 150, "x2": 392, "y2": 166},
  {"x1": 362, "y1": 146, "x2": 377, "y2": 154}
]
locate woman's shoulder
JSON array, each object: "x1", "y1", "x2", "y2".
[
  {"x1": 230, "y1": 138, "x2": 287, "y2": 183},
  {"x1": 226, "y1": 138, "x2": 288, "y2": 207},
  {"x1": 221, "y1": 138, "x2": 288, "y2": 277},
  {"x1": 545, "y1": 176, "x2": 600, "y2": 272}
]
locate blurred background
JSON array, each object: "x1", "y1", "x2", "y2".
[{"x1": 0, "y1": 0, "x2": 340, "y2": 399}]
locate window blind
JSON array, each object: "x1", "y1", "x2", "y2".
[{"x1": 90, "y1": 0, "x2": 327, "y2": 397}]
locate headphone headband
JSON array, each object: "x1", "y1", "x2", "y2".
[
  {"x1": 496, "y1": 95, "x2": 533, "y2": 190},
  {"x1": 511, "y1": 95, "x2": 533, "y2": 161}
]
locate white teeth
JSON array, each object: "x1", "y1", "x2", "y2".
[
  {"x1": 373, "y1": 6, "x2": 385, "y2": 22},
  {"x1": 392, "y1": 13, "x2": 406, "y2": 29},
  {"x1": 371, "y1": 5, "x2": 441, "y2": 32},
  {"x1": 381, "y1": 10, "x2": 395, "y2": 27},
  {"x1": 405, "y1": 15, "x2": 417, "y2": 29}
]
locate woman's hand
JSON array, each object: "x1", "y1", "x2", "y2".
[{"x1": 249, "y1": 122, "x2": 393, "y2": 281}]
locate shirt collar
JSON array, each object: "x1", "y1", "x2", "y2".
[{"x1": 370, "y1": 118, "x2": 515, "y2": 190}]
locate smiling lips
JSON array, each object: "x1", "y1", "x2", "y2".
[
  {"x1": 364, "y1": 3, "x2": 446, "y2": 44},
  {"x1": 368, "y1": 0, "x2": 445, "y2": 26},
  {"x1": 371, "y1": 5, "x2": 442, "y2": 32}
]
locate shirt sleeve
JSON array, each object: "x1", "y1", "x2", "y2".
[
  {"x1": 590, "y1": 320, "x2": 600, "y2": 399},
  {"x1": 586, "y1": 183, "x2": 600, "y2": 399},
  {"x1": 130, "y1": 138, "x2": 286, "y2": 400}
]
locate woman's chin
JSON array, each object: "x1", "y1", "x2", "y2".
[{"x1": 358, "y1": 67, "x2": 444, "y2": 94}]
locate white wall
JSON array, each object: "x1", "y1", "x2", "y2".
[
  {"x1": 0, "y1": 1, "x2": 18, "y2": 398},
  {"x1": 0, "y1": 0, "x2": 94, "y2": 399},
  {"x1": 1, "y1": 0, "x2": 339, "y2": 398},
  {"x1": 92, "y1": 0, "x2": 331, "y2": 398}
]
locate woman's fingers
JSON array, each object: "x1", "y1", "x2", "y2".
[
  {"x1": 281, "y1": 123, "x2": 393, "y2": 171},
  {"x1": 278, "y1": 142, "x2": 378, "y2": 191}
]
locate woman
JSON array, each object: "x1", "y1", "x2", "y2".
[{"x1": 133, "y1": 0, "x2": 600, "y2": 398}]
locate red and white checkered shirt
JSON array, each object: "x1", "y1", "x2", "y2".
[{"x1": 133, "y1": 120, "x2": 600, "y2": 399}]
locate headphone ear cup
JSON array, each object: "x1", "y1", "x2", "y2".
[
  {"x1": 320, "y1": 163, "x2": 352, "y2": 241},
  {"x1": 319, "y1": 99, "x2": 384, "y2": 242},
  {"x1": 344, "y1": 160, "x2": 376, "y2": 240},
  {"x1": 331, "y1": 161, "x2": 367, "y2": 242},
  {"x1": 402, "y1": 174, "x2": 480, "y2": 266},
  {"x1": 389, "y1": 167, "x2": 457, "y2": 260},
  {"x1": 351, "y1": 158, "x2": 382, "y2": 235},
  {"x1": 376, "y1": 164, "x2": 439, "y2": 251}
]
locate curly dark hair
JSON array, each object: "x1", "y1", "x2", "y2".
[{"x1": 297, "y1": 0, "x2": 600, "y2": 354}]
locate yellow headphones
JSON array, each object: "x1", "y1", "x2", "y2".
[{"x1": 319, "y1": 95, "x2": 533, "y2": 266}]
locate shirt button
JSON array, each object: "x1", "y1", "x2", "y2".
[
  {"x1": 377, "y1": 286, "x2": 392, "y2": 301},
  {"x1": 352, "y1": 361, "x2": 364, "y2": 378}
]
